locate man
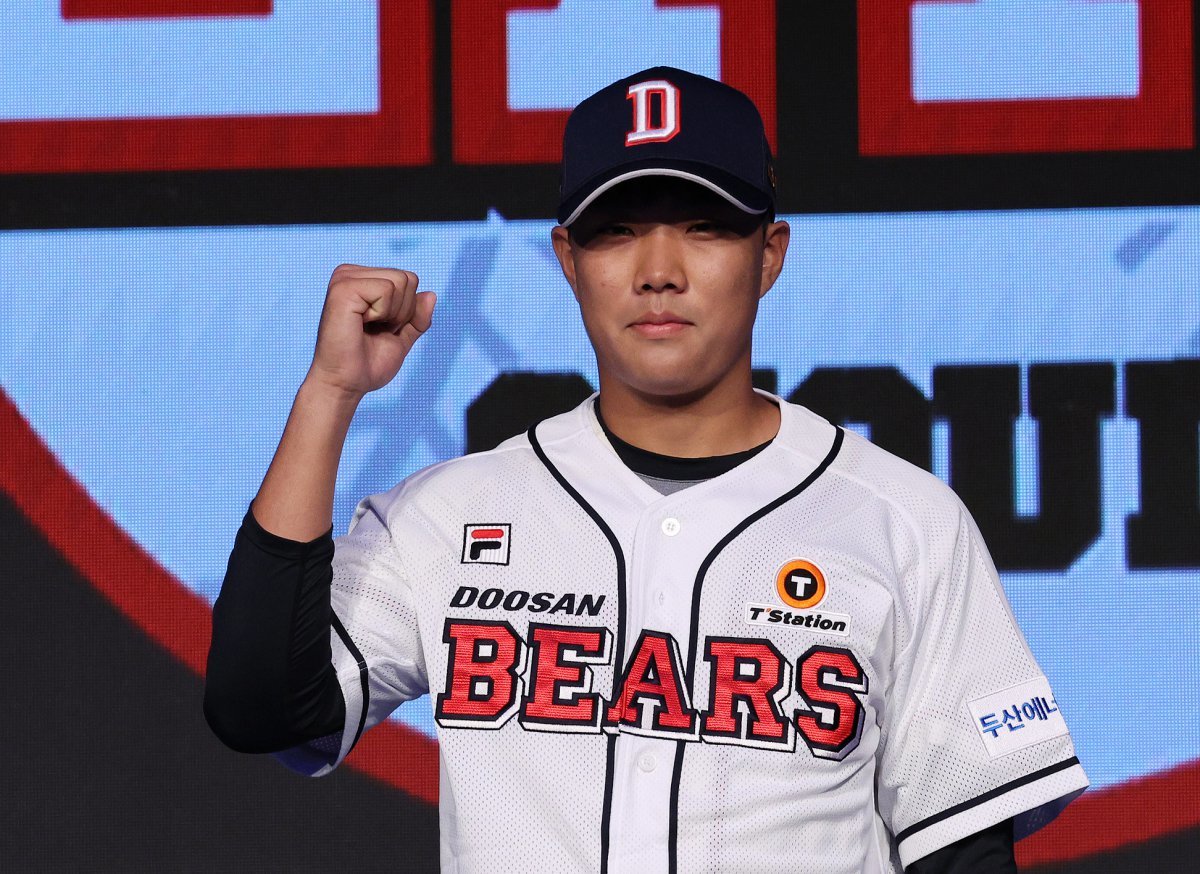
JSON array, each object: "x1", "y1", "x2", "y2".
[{"x1": 206, "y1": 67, "x2": 1087, "y2": 873}]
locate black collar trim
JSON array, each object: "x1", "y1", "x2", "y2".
[{"x1": 595, "y1": 404, "x2": 773, "y2": 481}]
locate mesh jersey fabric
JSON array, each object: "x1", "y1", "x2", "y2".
[{"x1": 278, "y1": 394, "x2": 1086, "y2": 873}]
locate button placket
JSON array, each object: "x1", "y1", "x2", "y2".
[{"x1": 637, "y1": 508, "x2": 691, "y2": 628}]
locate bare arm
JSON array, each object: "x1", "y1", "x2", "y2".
[{"x1": 252, "y1": 264, "x2": 436, "y2": 540}]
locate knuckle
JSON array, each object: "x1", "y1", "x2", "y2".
[{"x1": 330, "y1": 264, "x2": 416, "y2": 290}]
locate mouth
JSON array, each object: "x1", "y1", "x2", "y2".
[{"x1": 629, "y1": 312, "x2": 693, "y2": 337}]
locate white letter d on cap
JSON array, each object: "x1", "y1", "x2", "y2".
[{"x1": 626, "y1": 80, "x2": 680, "y2": 145}]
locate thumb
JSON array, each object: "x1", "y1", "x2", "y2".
[
  {"x1": 391, "y1": 291, "x2": 437, "y2": 358},
  {"x1": 407, "y1": 290, "x2": 436, "y2": 335}
]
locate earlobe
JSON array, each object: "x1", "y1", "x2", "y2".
[
  {"x1": 759, "y1": 220, "x2": 790, "y2": 296},
  {"x1": 550, "y1": 226, "x2": 580, "y2": 298}
]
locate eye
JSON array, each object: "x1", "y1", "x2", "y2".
[
  {"x1": 601, "y1": 223, "x2": 633, "y2": 236},
  {"x1": 688, "y1": 220, "x2": 721, "y2": 234}
]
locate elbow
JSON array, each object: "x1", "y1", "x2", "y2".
[{"x1": 203, "y1": 679, "x2": 287, "y2": 754}]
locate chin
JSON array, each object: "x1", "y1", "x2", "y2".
[{"x1": 626, "y1": 372, "x2": 716, "y2": 403}]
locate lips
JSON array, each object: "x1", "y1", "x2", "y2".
[{"x1": 630, "y1": 311, "x2": 693, "y2": 336}]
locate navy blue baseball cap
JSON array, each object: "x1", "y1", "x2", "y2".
[{"x1": 557, "y1": 66, "x2": 776, "y2": 227}]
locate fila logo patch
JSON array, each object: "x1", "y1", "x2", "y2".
[
  {"x1": 626, "y1": 79, "x2": 680, "y2": 145},
  {"x1": 462, "y1": 524, "x2": 511, "y2": 565},
  {"x1": 968, "y1": 676, "x2": 1069, "y2": 758}
]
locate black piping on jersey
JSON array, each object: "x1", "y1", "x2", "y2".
[
  {"x1": 667, "y1": 426, "x2": 845, "y2": 874},
  {"x1": 528, "y1": 424, "x2": 628, "y2": 874},
  {"x1": 894, "y1": 755, "x2": 1081, "y2": 846},
  {"x1": 330, "y1": 611, "x2": 370, "y2": 751}
]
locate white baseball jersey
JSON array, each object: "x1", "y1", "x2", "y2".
[{"x1": 280, "y1": 394, "x2": 1087, "y2": 873}]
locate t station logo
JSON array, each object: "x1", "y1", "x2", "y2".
[
  {"x1": 744, "y1": 560, "x2": 852, "y2": 637},
  {"x1": 776, "y1": 559, "x2": 826, "y2": 609}
]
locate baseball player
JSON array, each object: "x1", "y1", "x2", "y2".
[{"x1": 206, "y1": 67, "x2": 1087, "y2": 873}]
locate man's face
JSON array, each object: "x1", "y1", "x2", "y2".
[{"x1": 551, "y1": 177, "x2": 789, "y2": 402}]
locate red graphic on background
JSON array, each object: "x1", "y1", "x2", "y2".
[
  {"x1": 62, "y1": 1, "x2": 271, "y2": 17},
  {"x1": 0, "y1": 388, "x2": 438, "y2": 803},
  {"x1": 3, "y1": 1, "x2": 431, "y2": 173},
  {"x1": 858, "y1": 1, "x2": 1193, "y2": 155},
  {"x1": 452, "y1": 0, "x2": 776, "y2": 164}
]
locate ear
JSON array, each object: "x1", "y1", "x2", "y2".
[
  {"x1": 758, "y1": 220, "x2": 790, "y2": 298},
  {"x1": 550, "y1": 225, "x2": 581, "y2": 300}
]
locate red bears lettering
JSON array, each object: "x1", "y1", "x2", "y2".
[
  {"x1": 435, "y1": 622, "x2": 870, "y2": 759},
  {"x1": 435, "y1": 620, "x2": 526, "y2": 727},
  {"x1": 604, "y1": 630, "x2": 698, "y2": 738},
  {"x1": 519, "y1": 624, "x2": 612, "y2": 731},
  {"x1": 794, "y1": 645, "x2": 869, "y2": 761},
  {"x1": 701, "y1": 637, "x2": 793, "y2": 750}
]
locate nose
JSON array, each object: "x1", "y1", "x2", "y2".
[{"x1": 633, "y1": 228, "x2": 687, "y2": 294}]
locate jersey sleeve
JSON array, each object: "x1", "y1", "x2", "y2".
[
  {"x1": 274, "y1": 488, "x2": 430, "y2": 776},
  {"x1": 876, "y1": 498, "x2": 1088, "y2": 868}
]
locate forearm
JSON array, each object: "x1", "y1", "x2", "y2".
[
  {"x1": 205, "y1": 377, "x2": 358, "y2": 753},
  {"x1": 253, "y1": 377, "x2": 363, "y2": 542},
  {"x1": 204, "y1": 508, "x2": 346, "y2": 753}
]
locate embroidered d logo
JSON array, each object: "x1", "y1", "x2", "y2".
[{"x1": 626, "y1": 79, "x2": 681, "y2": 145}]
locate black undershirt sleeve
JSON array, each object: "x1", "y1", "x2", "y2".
[
  {"x1": 905, "y1": 819, "x2": 1017, "y2": 874},
  {"x1": 203, "y1": 507, "x2": 346, "y2": 754}
]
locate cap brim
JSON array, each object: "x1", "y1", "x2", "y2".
[{"x1": 559, "y1": 166, "x2": 771, "y2": 227}]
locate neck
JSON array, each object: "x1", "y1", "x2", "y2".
[{"x1": 596, "y1": 374, "x2": 780, "y2": 458}]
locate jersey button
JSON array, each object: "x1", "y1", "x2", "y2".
[
  {"x1": 637, "y1": 753, "x2": 657, "y2": 773},
  {"x1": 661, "y1": 517, "x2": 681, "y2": 536}
]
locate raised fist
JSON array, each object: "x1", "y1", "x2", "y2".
[{"x1": 306, "y1": 264, "x2": 437, "y2": 397}]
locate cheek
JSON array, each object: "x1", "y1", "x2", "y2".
[
  {"x1": 701, "y1": 257, "x2": 763, "y2": 319},
  {"x1": 570, "y1": 289, "x2": 619, "y2": 356},
  {"x1": 571, "y1": 264, "x2": 626, "y2": 324}
]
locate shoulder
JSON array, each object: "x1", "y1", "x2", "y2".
[{"x1": 781, "y1": 400, "x2": 971, "y2": 544}]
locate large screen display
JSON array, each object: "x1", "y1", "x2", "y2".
[{"x1": 2, "y1": 3, "x2": 1197, "y2": 872}]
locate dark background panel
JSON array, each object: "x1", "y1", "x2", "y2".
[
  {"x1": 1027, "y1": 828, "x2": 1200, "y2": 874},
  {"x1": 0, "y1": 493, "x2": 440, "y2": 873}
]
